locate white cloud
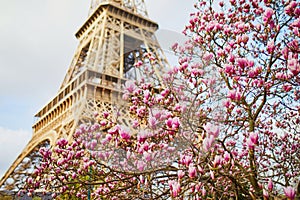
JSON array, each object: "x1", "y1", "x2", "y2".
[
  {"x1": 0, "y1": 1, "x2": 87, "y2": 98},
  {"x1": 147, "y1": 0, "x2": 196, "y2": 31},
  {"x1": 0, "y1": 127, "x2": 31, "y2": 179}
]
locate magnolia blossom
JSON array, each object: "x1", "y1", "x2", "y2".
[
  {"x1": 203, "y1": 135, "x2": 215, "y2": 152},
  {"x1": 177, "y1": 170, "x2": 185, "y2": 179},
  {"x1": 136, "y1": 160, "x2": 146, "y2": 171},
  {"x1": 202, "y1": 52, "x2": 214, "y2": 61},
  {"x1": 268, "y1": 179, "x2": 273, "y2": 191},
  {"x1": 124, "y1": 80, "x2": 137, "y2": 93},
  {"x1": 134, "y1": 60, "x2": 143, "y2": 67},
  {"x1": 120, "y1": 126, "x2": 131, "y2": 141},
  {"x1": 203, "y1": 123, "x2": 219, "y2": 138},
  {"x1": 169, "y1": 181, "x2": 181, "y2": 197},
  {"x1": 57, "y1": 138, "x2": 68, "y2": 147},
  {"x1": 263, "y1": 8, "x2": 274, "y2": 22},
  {"x1": 188, "y1": 164, "x2": 197, "y2": 178},
  {"x1": 287, "y1": 58, "x2": 300, "y2": 75},
  {"x1": 267, "y1": 40, "x2": 275, "y2": 54},
  {"x1": 227, "y1": 89, "x2": 242, "y2": 101},
  {"x1": 284, "y1": 186, "x2": 296, "y2": 200}
]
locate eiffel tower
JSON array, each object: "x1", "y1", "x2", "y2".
[{"x1": 0, "y1": 0, "x2": 168, "y2": 191}]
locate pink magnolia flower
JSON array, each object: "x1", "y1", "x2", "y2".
[
  {"x1": 224, "y1": 151, "x2": 230, "y2": 162},
  {"x1": 120, "y1": 127, "x2": 131, "y2": 141},
  {"x1": 283, "y1": 84, "x2": 293, "y2": 92},
  {"x1": 227, "y1": 89, "x2": 242, "y2": 101},
  {"x1": 285, "y1": 1, "x2": 298, "y2": 16},
  {"x1": 241, "y1": 34, "x2": 249, "y2": 44},
  {"x1": 236, "y1": 58, "x2": 248, "y2": 69},
  {"x1": 287, "y1": 58, "x2": 300, "y2": 75},
  {"x1": 282, "y1": 47, "x2": 289, "y2": 59},
  {"x1": 136, "y1": 106, "x2": 146, "y2": 117},
  {"x1": 57, "y1": 138, "x2": 68, "y2": 147},
  {"x1": 224, "y1": 64, "x2": 235, "y2": 75},
  {"x1": 172, "y1": 182, "x2": 181, "y2": 197},
  {"x1": 293, "y1": 27, "x2": 300, "y2": 36},
  {"x1": 291, "y1": 18, "x2": 300, "y2": 29},
  {"x1": 89, "y1": 139, "x2": 97, "y2": 150},
  {"x1": 168, "y1": 181, "x2": 181, "y2": 197},
  {"x1": 223, "y1": 99, "x2": 232, "y2": 109},
  {"x1": 202, "y1": 187, "x2": 206, "y2": 196},
  {"x1": 224, "y1": 25, "x2": 232, "y2": 35},
  {"x1": 165, "y1": 117, "x2": 180, "y2": 129},
  {"x1": 91, "y1": 123, "x2": 100, "y2": 131},
  {"x1": 136, "y1": 160, "x2": 146, "y2": 171},
  {"x1": 57, "y1": 159, "x2": 64, "y2": 166},
  {"x1": 134, "y1": 60, "x2": 143, "y2": 67},
  {"x1": 139, "y1": 175, "x2": 144, "y2": 184},
  {"x1": 267, "y1": 40, "x2": 275, "y2": 54},
  {"x1": 139, "y1": 141, "x2": 150, "y2": 152},
  {"x1": 268, "y1": 179, "x2": 273, "y2": 191},
  {"x1": 108, "y1": 125, "x2": 120, "y2": 135},
  {"x1": 93, "y1": 111, "x2": 99, "y2": 117},
  {"x1": 217, "y1": 49, "x2": 226, "y2": 57},
  {"x1": 181, "y1": 155, "x2": 192, "y2": 166},
  {"x1": 249, "y1": 132, "x2": 258, "y2": 145},
  {"x1": 171, "y1": 42, "x2": 178, "y2": 51},
  {"x1": 132, "y1": 120, "x2": 139, "y2": 128},
  {"x1": 284, "y1": 186, "x2": 296, "y2": 200},
  {"x1": 179, "y1": 62, "x2": 188, "y2": 70},
  {"x1": 27, "y1": 177, "x2": 33, "y2": 184},
  {"x1": 191, "y1": 68, "x2": 205, "y2": 77},
  {"x1": 100, "y1": 120, "x2": 107, "y2": 126},
  {"x1": 275, "y1": 72, "x2": 285, "y2": 79},
  {"x1": 247, "y1": 138, "x2": 255, "y2": 149},
  {"x1": 72, "y1": 172, "x2": 77, "y2": 179},
  {"x1": 161, "y1": 89, "x2": 170, "y2": 97},
  {"x1": 203, "y1": 123, "x2": 219, "y2": 138},
  {"x1": 100, "y1": 112, "x2": 108, "y2": 120},
  {"x1": 39, "y1": 147, "x2": 52, "y2": 158},
  {"x1": 210, "y1": 170, "x2": 215, "y2": 180},
  {"x1": 213, "y1": 155, "x2": 221, "y2": 168},
  {"x1": 179, "y1": 57, "x2": 188, "y2": 65},
  {"x1": 227, "y1": 90, "x2": 236, "y2": 100},
  {"x1": 143, "y1": 151, "x2": 152, "y2": 162},
  {"x1": 263, "y1": 189, "x2": 269, "y2": 199},
  {"x1": 124, "y1": 80, "x2": 137, "y2": 93},
  {"x1": 178, "y1": 170, "x2": 185, "y2": 179},
  {"x1": 248, "y1": 69, "x2": 257, "y2": 78},
  {"x1": 143, "y1": 90, "x2": 150, "y2": 103},
  {"x1": 203, "y1": 52, "x2": 214, "y2": 61},
  {"x1": 263, "y1": 8, "x2": 274, "y2": 22},
  {"x1": 148, "y1": 116, "x2": 158, "y2": 129},
  {"x1": 203, "y1": 135, "x2": 215, "y2": 152},
  {"x1": 104, "y1": 134, "x2": 112, "y2": 143},
  {"x1": 137, "y1": 130, "x2": 149, "y2": 143},
  {"x1": 288, "y1": 39, "x2": 299, "y2": 51},
  {"x1": 188, "y1": 164, "x2": 197, "y2": 178}
]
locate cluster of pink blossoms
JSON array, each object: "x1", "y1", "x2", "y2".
[{"x1": 23, "y1": 0, "x2": 300, "y2": 199}]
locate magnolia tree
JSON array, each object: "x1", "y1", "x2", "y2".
[{"x1": 23, "y1": 0, "x2": 300, "y2": 199}]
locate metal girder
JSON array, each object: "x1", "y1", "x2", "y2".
[{"x1": 89, "y1": 0, "x2": 148, "y2": 17}]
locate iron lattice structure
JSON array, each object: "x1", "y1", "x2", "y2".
[{"x1": 0, "y1": 0, "x2": 168, "y2": 191}]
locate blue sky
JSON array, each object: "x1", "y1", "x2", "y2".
[{"x1": 0, "y1": 0, "x2": 196, "y2": 178}]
